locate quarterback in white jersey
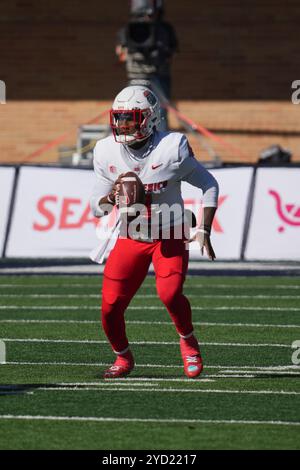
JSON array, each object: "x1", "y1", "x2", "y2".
[
  {"x1": 90, "y1": 85, "x2": 219, "y2": 379},
  {"x1": 91, "y1": 129, "x2": 217, "y2": 233}
]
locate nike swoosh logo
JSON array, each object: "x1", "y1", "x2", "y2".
[{"x1": 152, "y1": 164, "x2": 163, "y2": 170}]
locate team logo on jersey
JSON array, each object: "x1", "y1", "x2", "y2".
[
  {"x1": 109, "y1": 165, "x2": 117, "y2": 174},
  {"x1": 152, "y1": 163, "x2": 163, "y2": 170}
]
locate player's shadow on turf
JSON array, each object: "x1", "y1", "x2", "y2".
[
  {"x1": 94, "y1": 372, "x2": 183, "y2": 380},
  {"x1": 0, "y1": 383, "x2": 91, "y2": 396},
  {"x1": 0, "y1": 385, "x2": 36, "y2": 396}
]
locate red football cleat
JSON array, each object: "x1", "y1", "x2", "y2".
[
  {"x1": 103, "y1": 349, "x2": 134, "y2": 379},
  {"x1": 180, "y1": 334, "x2": 203, "y2": 379}
]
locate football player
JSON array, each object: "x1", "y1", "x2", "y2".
[{"x1": 90, "y1": 85, "x2": 219, "y2": 379}]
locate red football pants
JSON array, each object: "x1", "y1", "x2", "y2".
[{"x1": 101, "y1": 236, "x2": 193, "y2": 353}]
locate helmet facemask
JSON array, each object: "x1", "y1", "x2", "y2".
[
  {"x1": 110, "y1": 108, "x2": 152, "y2": 144},
  {"x1": 110, "y1": 86, "x2": 160, "y2": 145}
]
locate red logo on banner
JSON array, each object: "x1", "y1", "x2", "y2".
[
  {"x1": 212, "y1": 196, "x2": 227, "y2": 233},
  {"x1": 269, "y1": 189, "x2": 300, "y2": 233},
  {"x1": 33, "y1": 196, "x2": 98, "y2": 231}
]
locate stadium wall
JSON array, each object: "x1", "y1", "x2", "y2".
[
  {"x1": 1, "y1": 164, "x2": 300, "y2": 261},
  {"x1": 1, "y1": 0, "x2": 299, "y2": 100},
  {"x1": 1, "y1": 1, "x2": 299, "y2": 165}
]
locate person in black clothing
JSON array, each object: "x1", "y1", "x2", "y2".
[{"x1": 116, "y1": 2, "x2": 178, "y2": 130}]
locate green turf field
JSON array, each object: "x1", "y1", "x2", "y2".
[{"x1": 0, "y1": 274, "x2": 300, "y2": 450}]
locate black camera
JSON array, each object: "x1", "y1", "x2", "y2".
[
  {"x1": 130, "y1": 0, "x2": 164, "y2": 19},
  {"x1": 126, "y1": 1, "x2": 168, "y2": 56},
  {"x1": 126, "y1": 20, "x2": 157, "y2": 54}
]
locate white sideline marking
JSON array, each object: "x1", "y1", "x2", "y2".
[
  {"x1": 0, "y1": 294, "x2": 91, "y2": 298},
  {"x1": 1, "y1": 319, "x2": 299, "y2": 329},
  {"x1": 178, "y1": 283, "x2": 300, "y2": 290},
  {"x1": 0, "y1": 320, "x2": 102, "y2": 324},
  {"x1": 220, "y1": 370, "x2": 300, "y2": 376},
  {"x1": 195, "y1": 295, "x2": 300, "y2": 299},
  {"x1": 0, "y1": 284, "x2": 95, "y2": 289},
  {"x1": 5, "y1": 361, "x2": 300, "y2": 371},
  {"x1": 1, "y1": 305, "x2": 300, "y2": 312},
  {"x1": 95, "y1": 382, "x2": 160, "y2": 387},
  {"x1": 1, "y1": 361, "x2": 182, "y2": 368},
  {"x1": 34, "y1": 387, "x2": 300, "y2": 395},
  {"x1": 184, "y1": 284, "x2": 300, "y2": 290},
  {"x1": 35, "y1": 380, "x2": 216, "y2": 388},
  {"x1": 1, "y1": 283, "x2": 300, "y2": 289},
  {"x1": 209, "y1": 372, "x2": 300, "y2": 378},
  {"x1": 48, "y1": 382, "x2": 161, "y2": 388},
  {"x1": 2, "y1": 293, "x2": 300, "y2": 300},
  {"x1": 57, "y1": 379, "x2": 215, "y2": 384},
  {"x1": 0, "y1": 415, "x2": 299, "y2": 426},
  {"x1": 214, "y1": 375, "x2": 259, "y2": 378},
  {"x1": 0, "y1": 294, "x2": 103, "y2": 298},
  {"x1": 2, "y1": 338, "x2": 291, "y2": 348}
]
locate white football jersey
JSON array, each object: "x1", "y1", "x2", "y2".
[{"x1": 91, "y1": 130, "x2": 218, "y2": 230}]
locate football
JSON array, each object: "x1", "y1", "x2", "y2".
[{"x1": 118, "y1": 171, "x2": 146, "y2": 216}]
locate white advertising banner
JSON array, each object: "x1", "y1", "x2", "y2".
[
  {"x1": 245, "y1": 168, "x2": 300, "y2": 260},
  {"x1": 182, "y1": 167, "x2": 253, "y2": 260},
  {"x1": 0, "y1": 167, "x2": 15, "y2": 255},
  {"x1": 6, "y1": 167, "x2": 101, "y2": 257},
  {"x1": 6, "y1": 166, "x2": 253, "y2": 260}
]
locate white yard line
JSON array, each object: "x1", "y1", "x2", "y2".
[
  {"x1": 5, "y1": 361, "x2": 299, "y2": 371},
  {"x1": 98, "y1": 382, "x2": 162, "y2": 387},
  {"x1": 23, "y1": 382, "x2": 161, "y2": 387},
  {"x1": 0, "y1": 284, "x2": 97, "y2": 288},
  {"x1": 218, "y1": 370, "x2": 300, "y2": 376},
  {"x1": 23, "y1": 379, "x2": 215, "y2": 386},
  {"x1": 209, "y1": 373, "x2": 300, "y2": 378},
  {"x1": 0, "y1": 319, "x2": 102, "y2": 324},
  {"x1": 33, "y1": 386, "x2": 300, "y2": 395},
  {"x1": 1, "y1": 338, "x2": 291, "y2": 348},
  {"x1": 182, "y1": 285, "x2": 300, "y2": 290},
  {"x1": 2, "y1": 293, "x2": 300, "y2": 300},
  {"x1": 4, "y1": 361, "x2": 176, "y2": 367},
  {"x1": 0, "y1": 319, "x2": 299, "y2": 329},
  {"x1": 1, "y1": 283, "x2": 300, "y2": 289},
  {"x1": 1, "y1": 305, "x2": 300, "y2": 311},
  {"x1": 0, "y1": 415, "x2": 299, "y2": 426},
  {"x1": 209, "y1": 374, "x2": 259, "y2": 378}
]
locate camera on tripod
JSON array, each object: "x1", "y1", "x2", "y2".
[
  {"x1": 130, "y1": 0, "x2": 164, "y2": 19},
  {"x1": 127, "y1": 0, "x2": 164, "y2": 55}
]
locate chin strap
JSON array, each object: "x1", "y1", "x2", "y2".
[{"x1": 127, "y1": 137, "x2": 150, "y2": 149}]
